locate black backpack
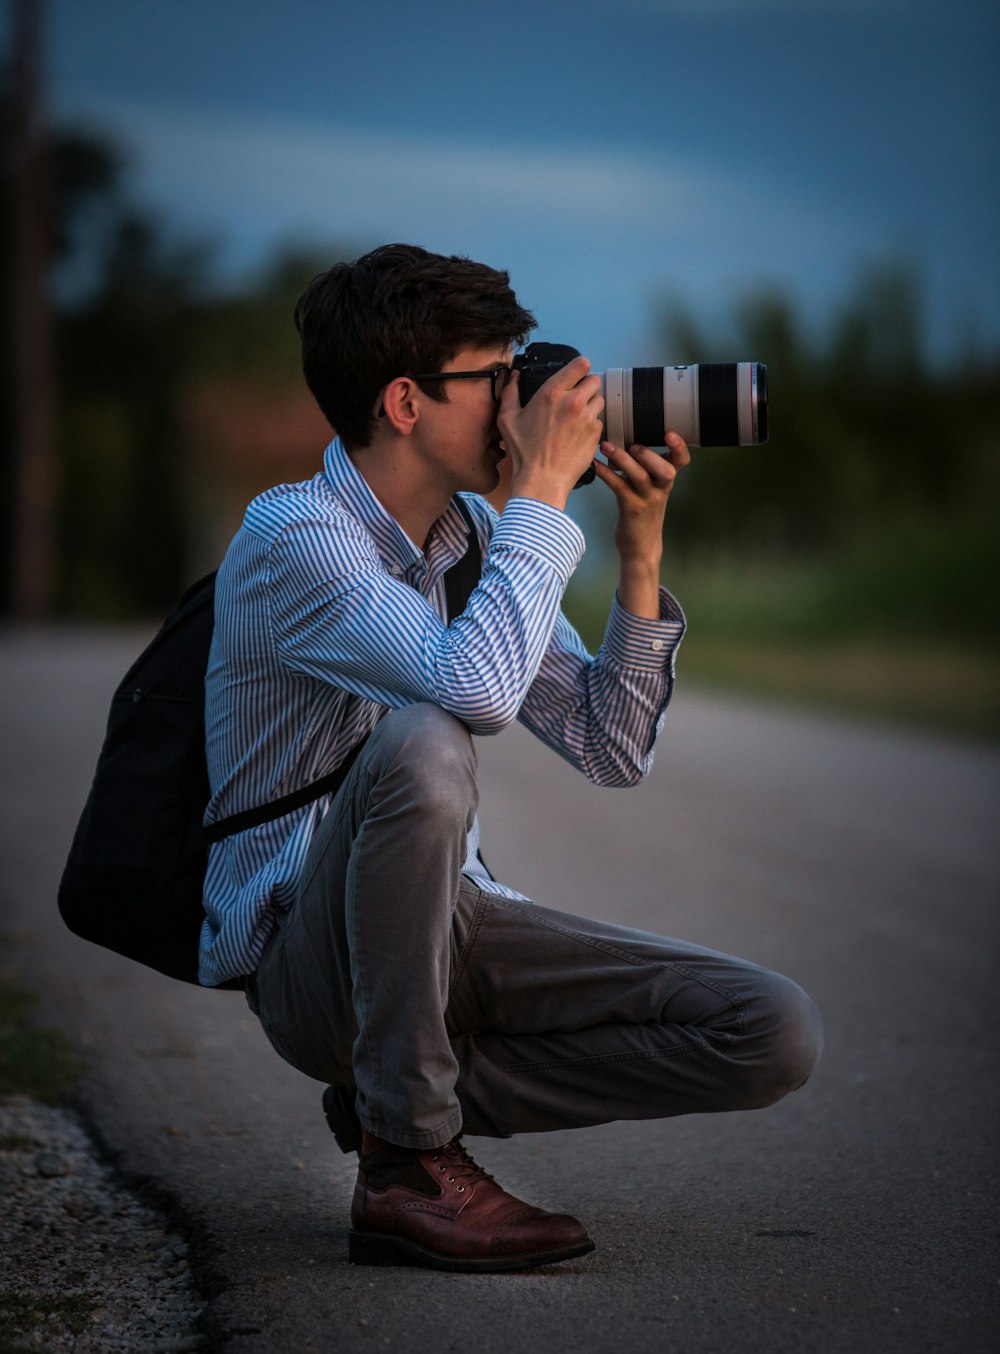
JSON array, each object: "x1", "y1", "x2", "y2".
[{"x1": 58, "y1": 501, "x2": 482, "y2": 987}]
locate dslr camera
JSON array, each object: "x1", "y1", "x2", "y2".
[{"x1": 513, "y1": 342, "x2": 767, "y2": 485}]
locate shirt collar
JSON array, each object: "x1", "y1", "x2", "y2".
[{"x1": 322, "y1": 437, "x2": 473, "y2": 582}]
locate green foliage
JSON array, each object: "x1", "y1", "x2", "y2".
[
  {"x1": 641, "y1": 519, "x2": 1000, "y2": 646},
  {"x1": 1, "y1": 99, "x2": 356, "y2": 617},
  {"x1": 657, "y1": 264, "x2": 1000, "y2": 560},
  {"x1": 563, "y1": 538, "x2": 1000, "y2": 740},
  {"x1": 53, "y1": 230, "x2": 363, "y2": 617},
  {"x1": 0, "y1": 944, "x2": 86, "y2": 1103},
  {"x1": 0, "y1": 1291, "x2": 100, "y2": 1345},
  {"x1": 0, "y1": 1134, "x2": 36, "y2": 1151},
  {"x1": 56, "y1": 209, "x2": 210, "y2": 615},
  {"x1": 564, "y1": 319, "x2": 1000, "y2": 736},
  {"x1": 52, "y1": 232, "x2": 354, "y2": 615},
  {"x1": 190, "y1": 246, "x2": 335, "y2": 380},
  {"x1": 4, "y1": 104, "x2": 998, "y2": 631}
]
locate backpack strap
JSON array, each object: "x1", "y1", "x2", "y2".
[
  {"x1": 204, "y1": 743, "x2": 366, "y2": 843},
  {"x1": 205, "y1": 495, "x2": 484, "y2": 845},
  {"x1": 444, "y1": 496, "x2": 481, "y2": 624}
]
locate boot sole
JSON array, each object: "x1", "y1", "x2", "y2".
[{"x1": 348, "y1": 1229, "x2": 595, "y2": 1272}]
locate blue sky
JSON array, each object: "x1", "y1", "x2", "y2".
[{"x1": 16, "y1": 0, "x2": 1000, "y2": 368}]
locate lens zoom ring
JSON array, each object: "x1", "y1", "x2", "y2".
[{"x1": 631, "y1": 369, "x2": 664, "y2": 446}]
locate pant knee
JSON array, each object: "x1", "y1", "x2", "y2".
[
  {"x1": 731, "y1": 973, "x2": 824, "y2": 1109},
  {"x1": 367, "y1": 703, "x2": 478, "y2": 825}
]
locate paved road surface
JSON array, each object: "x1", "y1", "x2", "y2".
[{"x1": 1, "y1": 628, "x2": 997, "y2": 1353}]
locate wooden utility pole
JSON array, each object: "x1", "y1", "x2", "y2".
[{"x1": 10, "y1": 0, "x2": 56, "y2": 619}]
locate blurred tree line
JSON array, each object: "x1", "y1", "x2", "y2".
[
  {"x1": 644, "y1": 272, "x2": 1000, "y2": 644},
  {"x1": 659, "y1": 271, "x2": 999, "y2": 555},
  {"x1": 3, "y1": 114, "x2": 998, "y2": 633},
  {"x1": 1, "y1": 110, "x2": 337, "y2": 618}
]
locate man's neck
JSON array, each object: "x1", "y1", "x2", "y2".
[{"x1": 347, "y1": 442, "x2": 451, "y2": 552}]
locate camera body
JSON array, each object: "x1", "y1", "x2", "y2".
[
  {"x1": 513, "y1": 342, "x2": 588, "y2": 401},
  {"x1": 513, "y1": 344, "x2": 598, "y2": 485},
  {"x1": 513, "y1": 342, "x2": 768, "y2": 488}
]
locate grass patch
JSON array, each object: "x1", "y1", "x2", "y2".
[
  {"x1": 0, "y1": 945, "x2": 86, "y2": 1103},
  {"x1": 563, "y1": 522, "x2": 1000, "y2": 741},
  {"x1": 676, "y1": 636, "x2": 1000, "y2": 740},
  {"x1": 0, "y1": 1291, "x2": 100, "y2": 1346},
  {"x1": 0, "y1": 1135, "x2": 36, "y2": 1152}
]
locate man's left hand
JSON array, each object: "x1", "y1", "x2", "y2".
[{"x1": 591, "y1": 430, "x2": 691, "y2": 564}]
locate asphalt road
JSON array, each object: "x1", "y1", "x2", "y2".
[{"x1": 1, "y1": 627, "x2": 997, "y2": 1354}]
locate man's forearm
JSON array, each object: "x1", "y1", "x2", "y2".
[{"x1": 616, "y1": 550, "x2": 663, "y2": 621}]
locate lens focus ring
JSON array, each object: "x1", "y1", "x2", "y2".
[{"x1": 698, "y1": 365, "x2": 740, "y2": 447}]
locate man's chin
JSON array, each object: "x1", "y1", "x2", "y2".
[
  {"x1": 484, "y1": 463, "x2": 503, "y2": 491},
  {"x1": 453, "y1": 445, "x2": 506, "y2": 498}
]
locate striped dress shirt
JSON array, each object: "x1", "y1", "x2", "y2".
[{"x1": 200, "y1": 437, "x2": 686, "y2": 986}]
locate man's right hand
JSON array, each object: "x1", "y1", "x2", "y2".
[{"x1": 497, "y1": 355, "x2": 604, "y2": 511}]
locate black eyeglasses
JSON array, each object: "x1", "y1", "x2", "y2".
[{"x1": 411, "y1": 364, "x2": 512, "y2": 403}]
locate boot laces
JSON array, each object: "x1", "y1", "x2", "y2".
[{"x1": 428, "y1": 1137, "x2": 495, "y2": 1188}]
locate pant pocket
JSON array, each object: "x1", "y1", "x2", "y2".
[{"x1": 446, "y1": 881, "x2": 492, "y2": 1020}]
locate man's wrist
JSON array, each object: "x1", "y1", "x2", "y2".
[
  {"x1": 507, "y1": 472, "x2": 571, "y2": 513},
  {"x1": 618, "y1": 551, "x2": 662, "y2": 583}
]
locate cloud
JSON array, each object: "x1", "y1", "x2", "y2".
[
  {"x1": 51, "y1": 92, "x2": 892, "y2": 365},
  {"x1": 614, "y1": 0, "x2": 901, "y2": 13},
  {"x1": 55, "y1": 93, "x2": 860, "y2": 263}
]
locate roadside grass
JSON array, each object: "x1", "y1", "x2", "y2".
[
  {"x1": 0, "y1": 1293, "x2": 99, "y2": 1349},
  {"x1": 0, "y1": 939, "x2": 86, "y2": 1103},
  {"x1": 0, "y1": 1134, "x2": 36, "y2": 1151},
  {"x1": 563, "y1": 523, "x2": 1000, "y2": 742},
  {"x1": 668, "y1": 635, "x2": 1000, "y2": 740}
]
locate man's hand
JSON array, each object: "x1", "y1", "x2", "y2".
[
  {"x1": 592, "y1": 431, "x2": 691, "y2": 620},
  {"x1": 497, "y1": 356, "x2": 604, "y2": 511}
]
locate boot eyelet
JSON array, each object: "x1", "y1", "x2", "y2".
[
  {"x1": 447, "y1": 1176, "x2": 455, "y2": 1183},
  {"x1": 438, "y1": 1164, "x2": 446, "y2": 1172},
  {"x1": 456, "y1": 1185, "x2": 465, "y2": 1193}
]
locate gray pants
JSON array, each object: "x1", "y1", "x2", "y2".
[{"x1": 249, "y1": 704, "x2": 823, "y2": 1150}]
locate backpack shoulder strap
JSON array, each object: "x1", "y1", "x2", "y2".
[{"x1": 444, "y1": 495, "x2": 483, "y2": 623}]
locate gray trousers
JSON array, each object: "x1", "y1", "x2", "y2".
[{"x1": 249, "y1": 704, "x2": 823, "y2": 1151}]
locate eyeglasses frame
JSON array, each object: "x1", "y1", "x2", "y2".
[{"x1": 410, "y1": 364, "x2": 513, "y2": 404}]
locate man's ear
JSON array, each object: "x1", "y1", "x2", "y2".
[{"x1": 379, "y1": 377, "x2": 420, "y2": 436}]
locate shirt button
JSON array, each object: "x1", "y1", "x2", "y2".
[
  {"x1": 650, "y1": 639, "x2": 665, "y2": 652},
  {"x1": 389, "y1": 565, "x2": 403, "y2": 577}
]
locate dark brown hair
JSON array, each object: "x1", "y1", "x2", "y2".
[{"x1": 293, "y1": 243, "x2": 535, "y2": 449}]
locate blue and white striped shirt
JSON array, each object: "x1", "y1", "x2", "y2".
[{"x1": 200, "y1": 437, "x2": 685, "y2": 986}]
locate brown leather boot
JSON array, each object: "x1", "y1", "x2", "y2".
[{"x1": 349, "y1": 1137, "x2": 595, "y2": 1272}]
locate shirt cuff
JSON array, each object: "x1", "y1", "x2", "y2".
[
  {"x1": 602, "y1": 588, "x2": 687, "y2": 670},
  {"x1": 489, "y1": 497, "x2": 586, "y2": 586}
]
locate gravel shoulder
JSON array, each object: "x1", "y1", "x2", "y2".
[{"x1": 0, "y1": 1096, "x2": 203, "y2": 1352}]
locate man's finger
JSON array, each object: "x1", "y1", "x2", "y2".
[
  {"x1": 499, "y1": 366, "x2": 521, "y2": 412},
  {"x1": 540, "y1": 354, "x2": 593, "y2": 392},
  {"x1": 634, "y1": 445, "x2": 679, "y2": 486},
  {"x1": 601, "y1": 441, "x2": 647, "y2": 482},
  {"x1": 603, "y1": 442, "x2": 678, "y2": 487},
  {"x1": 664, "y1": 430, "x2": 692, "y2": 467}
]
